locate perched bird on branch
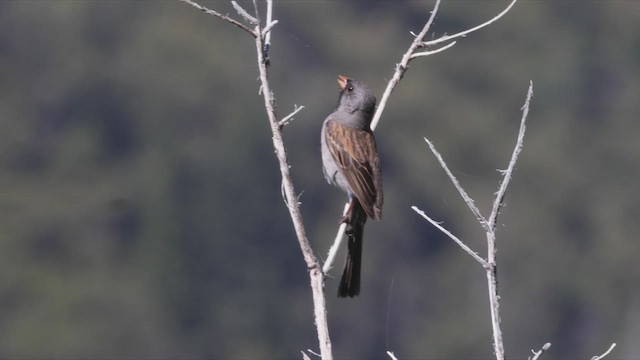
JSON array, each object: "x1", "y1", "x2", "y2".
[{"x1": 321, "y1": 75, "x2": 383, "y2": 298}]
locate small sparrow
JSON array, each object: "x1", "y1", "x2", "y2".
[{"x1": 321, "y1": 75, "x2": 383, "y2": 298}]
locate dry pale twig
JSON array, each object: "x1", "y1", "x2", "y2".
[
  {"x1": 591, "y1": 343, "x2": 616, "y2": 360},
  {"x1": 371, "y1": 0, "x2": 518, "y2": 130},
  {"x1": 414, "y1": 82, "x2": 533, "y2": 360},
  {"x1": 528, "y1": 342, "x2": 551, "y2": 360},
  {"x1": 369, "y1": 0, "x2": 442, "y2": 132},
  {"x1": 423, "y1": 0, "x2": 518, "y2": 47},
  {"x1": 412, "y1": 206, "x2": 488, "y2": 267},
  {"x1": 278, "y1": 105, "x2": 305, "y2": 128},
  {"x1": 179, "y1": 1, "x2": 332, "y2": 359},
  {"x1": 231, "y1": 1, "x2": 258, "y2": 24},
  {"x1": 485, "y1": 81, "x2": 533, "y2": 360},
  {"x1": 252, "y1": 8, "x2": 331, "y2": 360},
  {"x1": 410, "y1": 41, "x2": 457, "y2": 59},
  {"x1": 264, "y1": 0, "x2": 274, "y2": 51},
  {"x1": 423, "y1": 138, "x2": 487, "y2": 229},
  {"x1": 488, "y1": 80, "x2": 533, "y2": 231},
  {"x1": 322, "y1": 203, "x2": 350, "y2": 274},
  {"x1": 178, "y1": 0, "x2": 256, "y2": 37}
]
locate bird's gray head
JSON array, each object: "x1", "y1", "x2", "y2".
[{"x1": 336, "y1": 75, "x2": 377, "y2": 121}]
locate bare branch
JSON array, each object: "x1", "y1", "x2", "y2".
[
  {"x1": 278, "y1": 105, "x2": 305, "y2": 128},
  {"x1": 528, "y1": 342, "x2": 551, "y2": 360},
  {"x1": 369, "y1": 0, "x2": 441, "y2": 131},
  {"x1": 178, "y1": 0, "x2": 256, "y2": 37},
  {"x1": 591, "y1": 343, "x2": 616, "y2": 360},
  {"x1": 412, "y1": 206, "x2": 488, "y2": 267},
  {"x1": 423, "y1": 138, "x2": 488, "y2": 229},
  {"x1": 424, "y1": 0, "x2": 518, "y2": 47},
  {"x1": 485, "y1": 82, "x2": 532, "y2": 360},
  {"x1": 264, "y1": 0, "x2": 274, "y2": 50},
  {"x1": 322, "y1": 203, "x2": 350, "y2": 275},
  {"x1": 231, "y1": 1, "x2": 258, "y2": 24},
  {"x1": 487, "y1": 81, "x2": 533, "y2": 230},
  {"x1": 371, "y1": 0, "x2": 518, "y2": 131},
  {"x1": 251, "y1": 0, "x2": 259, "y2": 19},
  {"x1": 486, "y1": 259, "x2": 503, "y2": 360},
  {"x1": 306, "y1": 349, "x2": 321, "y2": 358},
  {"x1": 418, "y1": 83, "x2": 533, "y2": 360},
  {"x1": 262, "y1": 20, "x2": 279, "y2": 37},
  {"x1": 409, "y1": 41, "x2": 457, "y2": 59},
  {"x1": 247, "y1": 6, "x2": 331, "y2": 360}
]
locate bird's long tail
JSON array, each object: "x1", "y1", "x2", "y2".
[{"x1": 338, "y1": 200, "x2": 367, "y2": 298}]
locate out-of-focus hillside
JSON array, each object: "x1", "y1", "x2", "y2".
[{"x1": 0, "y1": 1, "x2": 639, "y2": 358}]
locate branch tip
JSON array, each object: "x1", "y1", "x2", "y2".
[
  {"x1": 423, "y1": 137, "x2": 487, "y2": 227},
  {"x1": 412, "y1": 206, "x2": 488, "y2": 267},
  {"x1": 423, "y1": 0, "x2": 518, "y2": 46},
  {"x1": 591, "y1": 343, "x2": 616, "y2": 360},
  {"x1": 178, "y1": 0, "x2": 256, "y2": 37},
  {"x1": 231, "y1": 0, "x2": 258, "y2": 24},
  {"x1": 278, "y1": 105, "x2": 305, "y2": 128}
]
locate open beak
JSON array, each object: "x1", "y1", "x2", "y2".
[{"x1": 337, "y1": 75, "x2": 349, "y2": 90}]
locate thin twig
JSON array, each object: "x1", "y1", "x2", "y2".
[
  {"x1": 528, "y1": 342, "x2": 551, "y2": 360},
  {"x1": 486, "y1": 247, "x2": 503, "y2": 360},
  {"x1": 417, "y1": 83, "x2": 533, "y2": 360},
  {"x1": 178, "y1": 0, "x2": 256, "y2": 37},
  {"x1": 231, "y1": 1, "x2": 258, "y2": 24},
  {"x1": 591, "y1": 343, "x2": 616, "y2": 360},
  {"x1": 386, "y1": 351, "x2": 398, "y2": 360},
  {"x1": 251, "y1": 0, "x2": 258, "y2": 19},
  {"x1": 487, "y1": 81, "x2": 533, "y2": 230},
  {"x1": 322, "y1": 203, "x2": 350, "y2": 275},
  {"x1": 410, "y1": 41, "x2": 457, "y2": 59},
  {"x1": 245, "y1": 3, "x2": 330, "y2": 359},
  {"x1": 278, "y1": 105, "x2": 305, "y2": 128},
  {"x1": 412, "y1": 206, "x2": 488, "y2": 267},
  {"x1": 371, "y1": 0, "x2": 518, "y2": 131},
  {"x1": 264, "y1": 0, "x2": 274, "y2": 51},
  {"x1": 486, "y1": 82, "x2": 533, "y2": 360},
  {"x1": 423, "y1": 0, "x2": 518, "y2": 46},
  {"x1": 369, "y1": 0, "x2": 442, "y2": 131},
  {"x1": 423, "y1": 138, "x2": 487, "y2": 229}
]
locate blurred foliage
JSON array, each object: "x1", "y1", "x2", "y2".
[{"x1": 0, "y1": 0, "x2": 639, "y2": 358}]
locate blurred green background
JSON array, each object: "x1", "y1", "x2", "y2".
[{"x1": 1, "y1": 0, "x2": 639, "y2": 358}]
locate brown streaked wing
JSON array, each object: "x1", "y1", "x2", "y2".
[{"x1": 324, "y1": 120, "x2": 383, "y2": 220}]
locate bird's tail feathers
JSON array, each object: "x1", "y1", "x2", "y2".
[{"x1": 338, "y1": 201, "x2": 367, "y2": 298}]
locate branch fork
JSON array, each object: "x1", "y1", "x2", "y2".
[
  {"x1": 277, "y1": 105, "x2": 305, "y2": 128},
  {"x1": 412, "y1": 81, "x2": 534, "y2": 360}
]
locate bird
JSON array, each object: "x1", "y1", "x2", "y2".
[{"x1": 321, "y1": 75, "x2": 383, "y2": 298}]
